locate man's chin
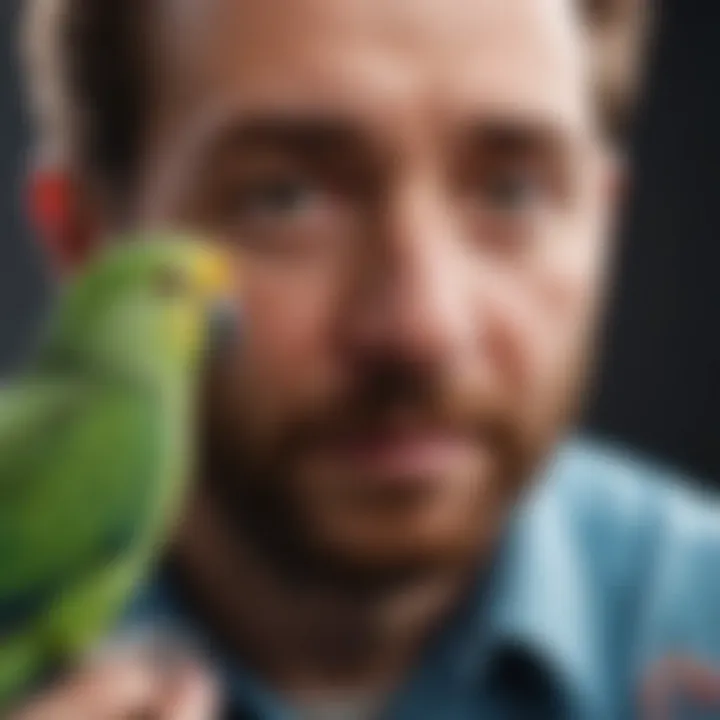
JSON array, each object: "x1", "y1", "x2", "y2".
[
  {"x1": 302, "y1": 536, "x2": 486, "y2": 592},
  {"x1": 301, "y1": 501, "x2": 504, "y2": 591}
]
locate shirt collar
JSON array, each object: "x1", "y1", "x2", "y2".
[{"x1": 474, "y1": 446, "x2": 608, "y2": 719}]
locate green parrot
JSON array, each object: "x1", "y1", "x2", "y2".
[{"x1": 0, "y1": 232, "x2": 236, "y2": 710}]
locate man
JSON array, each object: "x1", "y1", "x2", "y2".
[{"x1": 11, "y1": 0, "x2": 720, "y2": 718}]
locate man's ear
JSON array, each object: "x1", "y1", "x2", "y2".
[
  {"x1": 600, "y1": 146, "x2": 628, "y2": 218},
  {"x1": 26, "y1": 166, "x2": 103, "y2": 277},
  {"x1": 611, "y1": 151, "x2": 630, "y2": 218},
  {"x1": 599, "y1": 149, "x2": 629, "y2": 274}
]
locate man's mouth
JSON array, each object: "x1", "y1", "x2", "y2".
[{"x1": 322, "y1": 426, "x2": 477, "y2": 485}]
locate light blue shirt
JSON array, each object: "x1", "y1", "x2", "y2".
[{"x1": 125, "y1": 436, "x2": 720, "y2": 719}]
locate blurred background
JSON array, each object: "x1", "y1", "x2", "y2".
[{"x1": 0, "y1": 0, "x2": 719, "y2": 483}]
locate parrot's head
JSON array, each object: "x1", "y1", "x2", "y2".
[{"x1": 41, "y1": 232, "x2": 239, "y2": 383}]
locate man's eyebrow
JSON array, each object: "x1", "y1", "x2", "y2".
[
  {"x1": 460, "y1": 117, "x2": 580, "y2": 159},
  {"x1": 204, "y1": 114, "x2": 370, "y2": 160}
]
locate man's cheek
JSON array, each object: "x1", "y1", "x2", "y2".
[
  {"x1": 528, "y1": 262, "x2": 599, "y2": 370},
  {"x1": 218, "y1": 343, "x2": 334, "y2": 463},
  {"x1": 237, "y1": 284, "x2": 341, "y2": 406},
  {"x1": 239, "y1": 256, "x2": 347, "y2": 359},
  {"x1": 495, "y1": 286, "x2": 591, "y2": 444}
]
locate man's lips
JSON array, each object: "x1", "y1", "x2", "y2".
[{"x1": 321, "y1": 428, "x2": 476, "y2": 482}]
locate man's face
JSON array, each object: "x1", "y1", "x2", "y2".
[{"x1": 132, "y1": 0, "x2": 614, "y2": 582}]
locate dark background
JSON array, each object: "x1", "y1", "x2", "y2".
[{"x1": 1, "y1": 0, "x2": 719, "y2": 481}]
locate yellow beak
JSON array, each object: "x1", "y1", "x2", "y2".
[{"x1": 194, "y1": 247, "x2": 234, "y2": 296}]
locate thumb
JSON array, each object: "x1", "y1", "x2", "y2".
[{"x1": 160, "y1": 660, "x2": 221, "y2": 720}]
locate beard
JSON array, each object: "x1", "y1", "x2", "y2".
[{"x1": 198, "y1": 346, "x2": 587, "y2": 595}]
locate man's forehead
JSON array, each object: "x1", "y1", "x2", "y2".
[
  {"x1": 163, "y1": 0, "x2": 581, "y2": 38},
  {"x1": 151, "y1": 0, "x2": 593, "y2": 156}
]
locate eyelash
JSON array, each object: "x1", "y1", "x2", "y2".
[
  {"x1": 477, "y1": 169, "x2": 547, "y2": 201},
  {"x1": 232, "y1": 176, "x2": 318, "y2": 217}
]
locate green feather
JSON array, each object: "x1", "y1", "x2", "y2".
[{"x1": 0, "y1": 234, "x2": 230, "y2": 709}]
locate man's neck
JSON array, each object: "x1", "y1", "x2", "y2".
[{"x1": 173, "y1": 487, "x2": 476, "y2": 700}]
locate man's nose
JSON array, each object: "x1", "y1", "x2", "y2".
[{"x1": 347, "y1": 179, "x2": 477, "y2": 366}]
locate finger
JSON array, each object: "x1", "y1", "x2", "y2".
[
  {"x1": 638, "y1": 658, "x2": 674, "y2": 720},
  {"x1": 160, "y1": 662, "x2": 220, "y2": 720},
  {"x1": 638, "y1": 655, "x2": 720, "y2": 720},
  {"x1": 10, "y1": 658, "x2": 163, "y2": 720}
]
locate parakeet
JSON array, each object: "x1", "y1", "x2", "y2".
[{"x1": 0, "y1": 232, "x2": 236, "y2": 710}]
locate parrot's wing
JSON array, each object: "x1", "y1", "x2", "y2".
[{"x1": 0, "y1": 377, "x2": 167, "y2": 637}]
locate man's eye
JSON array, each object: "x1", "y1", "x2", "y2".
[
  {"x1": 236, "y1": 178, "x2": 317, "y2": 220},
  {"x1": 481, "y1": 174, "x2": 544, "y2": 214},
  {"x1": 220, "y1": 173, "x2": 344, "y2": 257}
]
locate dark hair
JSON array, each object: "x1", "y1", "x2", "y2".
[{"x1": 21, "y1": 0, "x2": 654, "y2": 200}]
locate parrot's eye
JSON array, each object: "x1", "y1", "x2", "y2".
[{"x1": 153, "y1": 267, "x2": 192, "y2": 298}]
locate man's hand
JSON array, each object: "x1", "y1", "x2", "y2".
[{"x1": 8, "y1": 651, "x2": 219, "y2": 720}]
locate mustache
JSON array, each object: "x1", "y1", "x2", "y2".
[{"x1": 278, "y1": 359, "x2": 512, "y2": 452}]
